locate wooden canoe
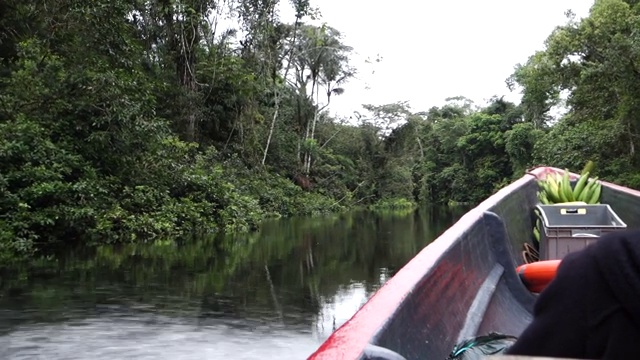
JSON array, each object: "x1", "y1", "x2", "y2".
[{"x1": 308, "y1": 167, "x2": 640, "y2": 360}]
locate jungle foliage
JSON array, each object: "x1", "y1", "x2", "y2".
[{"x1": 1, "y1": 0, "x2": 638, "y2": 259}]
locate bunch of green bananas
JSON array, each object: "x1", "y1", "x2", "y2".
[
  {"x1": 533, "y1": 171, "x2": 601, "y2": 243},
  {"x1": 532, "y1": 208, "x2": 542, "y2": 243},
  {"x1": 532, "y1": 162, "x2": 602, "y2": 244},
  {"x1": 536, "y1": 169, "x2": 601, "y2": 205}
]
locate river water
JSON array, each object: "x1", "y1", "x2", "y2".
[{"x1": 0, "y1": 207, "x2": 468, "y2": 359}]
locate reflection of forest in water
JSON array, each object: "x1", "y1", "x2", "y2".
[{"x1": 0, "y1": 206, "x2": 468, "y2": 340}]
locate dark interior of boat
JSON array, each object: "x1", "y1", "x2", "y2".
[{"x1": 358, "y1": 173, "x2": 640, "y2": 360}]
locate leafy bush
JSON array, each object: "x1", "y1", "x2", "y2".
[{"x1": 369, "y1": 198, "x2": 417, "y2": 211}]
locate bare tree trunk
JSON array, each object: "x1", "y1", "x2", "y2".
[
  {"x1": 262, "y1": 17, "x2": 301, "y2": 166},
  {"x1": 163, "y1": 0, "x2": 200, "y2": 142},
  {"x1": 182, "y1": 12, "x2": 200, "y2": 142},
  {"x1": 319, "y1": 127, "x2": 342, "y2": 149},
  {"x1": 262, "y1": 96, "x2": 280, "y2": 165},
  {"x1": 415, "y1": 128, "x2": 425, "y2": 159},
  {"x1": 628, "y1": 119, "x2": 635, "y2": 156},
  {"x1": 304, "y1": 87, "x2": 330, "y2": 174},
  {"x1": 296, "y1": 137, "x2": 302, "y2": 167},
  {"x1": 304, "y1": 88, "x2": 320, "y2": 174},
  {"x1": 301, "y1": 79, "x2": 316, "y2": 172}
]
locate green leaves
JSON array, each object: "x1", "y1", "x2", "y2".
[{"x1": 506, "y1": 0, "x2": 640, "y2": 189}]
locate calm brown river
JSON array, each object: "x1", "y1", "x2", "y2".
[{"x1": 0, "y1": 207, "x2": 468, "y2": 359}]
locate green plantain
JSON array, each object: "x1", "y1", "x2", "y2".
[
  {"x1": 562, "y1": 169, "x2": 575, "y2": 201},
  {"x1": 581, "y1": 160, "x2": 595, "y2": 176},
  {"x1": 573, "y1": 172, "x2": 590, "y2": 200},
  {"x1": 555, "y1": 173, "x2": 567, "y2": 202},
  {"x1": 544, "y1": 180, "x2": 561, "y2": 203},
  {"x1": 581, "y1": 177, "x2": 599, "y2": 203},
  {"x1": 587, "y1": 181, "x2": 602, "y2": 204},
  {"x1": 537, "y1": 190, "x2": 551, "y2": 204}
]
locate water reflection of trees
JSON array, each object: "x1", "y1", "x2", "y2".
[{"x1": 0, "y1": 206, "x2": 467, "y2": 331}]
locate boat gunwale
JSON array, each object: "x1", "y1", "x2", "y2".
[{"x1": 308, "y1": 169, "x2": 541, "y2": 359}]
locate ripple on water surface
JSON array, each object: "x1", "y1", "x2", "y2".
[{"x1": 1, "y1": 312, "x2": 321, "y2": 360}]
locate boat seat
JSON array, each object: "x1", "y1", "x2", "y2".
[{"x1": 362, "y1": 343, "x2": 407, "y2": 360}]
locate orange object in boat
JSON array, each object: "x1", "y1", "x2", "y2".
[{"x1": 516, "y1": 260, "x2": 561, "y2": 293}]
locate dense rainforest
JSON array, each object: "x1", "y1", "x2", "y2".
[{"x1": 2, "y1": 0, "x2": 640, "y2": 260}]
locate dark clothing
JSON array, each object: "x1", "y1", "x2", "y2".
[{"x1": 507, "y1": 229, "x2": 640, "y2": 359}]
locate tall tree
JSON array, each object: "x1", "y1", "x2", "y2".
[
  {"x1": 285, "y1": 23, "x2": 353, "y2": 174},
  {"x1": 509, "y1": 0, "x2": 640, "y2": 179},
  {"x1": 261, "y1": 0, "x2": 313, "y2": 166}
]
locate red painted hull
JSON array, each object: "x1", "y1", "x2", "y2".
[{"x1": 308, "y1": 167, "x2": 640, "y2": 360}]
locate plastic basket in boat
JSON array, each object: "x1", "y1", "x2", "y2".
[{"x1": 535, "y1": 204, "x2": 627, "y2": 260}]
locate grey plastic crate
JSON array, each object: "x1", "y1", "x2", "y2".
[{"x1": 535, "y1": 204, "x2": 627, "y2": 260}]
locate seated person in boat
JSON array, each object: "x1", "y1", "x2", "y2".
[{"x1": 506, "y1": 229, "x2": 640, "y2": 359}]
